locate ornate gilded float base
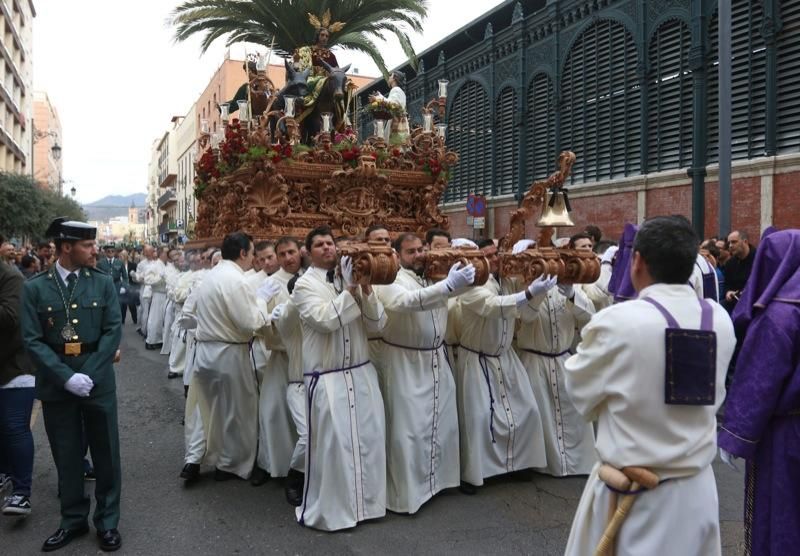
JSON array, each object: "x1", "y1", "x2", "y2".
[{"x1": 187, "y1": 158, "x2": 450, "y2": 248}]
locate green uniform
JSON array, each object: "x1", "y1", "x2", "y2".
[
  {"x1": 21, "y1": 265, "x2": 122, "y2": 531},
  {"x1": 96, "y1": 257, "x2": 127, "y2": 290}
]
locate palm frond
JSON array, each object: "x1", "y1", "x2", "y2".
[{"x1": 170, "y1": 0, "x2": 428, "y2": 72}]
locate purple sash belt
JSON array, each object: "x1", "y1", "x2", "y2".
[
  {"x1": 380, "y1": 338, "x2": 444, "y2": 351},
  {"x1": 519, "y1": 348, "x2": 570, "y2": 358},
  {"x1": 299, "y1": 360, "x2": 371, "y2": 526},
  {"x1": 459, "y1": 344, "x2": 501, "y2": 444}
]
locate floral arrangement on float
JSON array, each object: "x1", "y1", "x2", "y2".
[{"x1": 364, "y1": 97, "x2": 405, "y2": 120}]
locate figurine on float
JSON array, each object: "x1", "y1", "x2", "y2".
[{"x1": 369, "y1": 70, "x2": 410, "y2": 145}]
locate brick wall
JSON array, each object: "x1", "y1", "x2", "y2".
[{"x1": 774, "y1": 170, "x2": 800, "y2": 230}]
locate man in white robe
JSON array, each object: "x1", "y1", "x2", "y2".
[
  {"x1": 144, "y1": 247, "x2": 168, "y2": 350},
  {"x1": 455, "y1": 241, "x2": 551, "y2": 492},
  {"x1": 160, "y1": 250, "x2": 183, "y2": 355},
  {"x1": 293, "y1": 226, "x2": 387, "y2": 531},
  {"x1": 247, "y1": 239, "x2": 299, "y2": 486},
  {"x1": 516, "y1": 252, "x2": 597, "y2": 477},
  {"x1": 178, "y1": 264, "x2": 209, "y2": 481},
  {"x1": 167, "y1": 252, "x2": 202, "y2": 379},
  {"x1": 689, "y1": 251, "x2": 720, "y2": 301},
  {"x1": 187, "y1": 232, "x2": 273, "y2": 481},
  {"x1": 563, "y1": 216, "x2": 735, "y2": 556},
  {"x1": 131, "y1": 245, "x2": 154, "y2": 337},
  {"x1": 374, "y1": 233, "x2": 475, "y2": 514}
]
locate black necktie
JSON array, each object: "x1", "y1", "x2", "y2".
[
  {"x1": 326, "y1": 269, "x2": 335, "y2": 283},
  {"x1": 287, "y1": 273, "x2": 300, "y2": 294},
  {"x1": 67, "y1": 273, "x2": 77, "y2": 295}
]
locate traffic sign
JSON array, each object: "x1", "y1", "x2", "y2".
[
  {"x1": 466, "y1": 193, "x2": 476, "y2": 216},
  {"x1": 473, "y1": 217, "x2": 485, "y2": 229},
  {"x1": 473, "y1": 195, "x2": 487, "y2": 217}
]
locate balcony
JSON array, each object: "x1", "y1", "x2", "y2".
[
  {"x1": 157, "y1": 188, "x2": 176, "y2": 209},
  {"x1": 158, "y1": 220, "x2": 179, "y2": 236}
]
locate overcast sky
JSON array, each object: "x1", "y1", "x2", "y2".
[{"x1": 32, "y1": 0, "x2": 504, "y2": 205}]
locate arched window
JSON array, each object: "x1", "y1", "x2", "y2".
[
  {"x1": 445, "y1": 80, "x2": 491, "y2": 202},
  {"x1": 707, "y1": 1, "x2": 767, "y2": 162},
  {"x1": 648, "y1": 18, "x2": 692, "y2": 171},
  {"x1": 561, "y1": 19, "x2": 641, "y2": 183},
  {"x1": 525, "y1": 73, "x2": 556, "y2": 182},
  {"x1": 495, "y1": 86, "x2": 518, "y2": 196}
]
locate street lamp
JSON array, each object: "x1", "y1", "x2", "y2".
[
  {"x1": 51, "y1": 142, "x2": 62, "y2": 161},
  {"x1": 70, "y1": 185, "x2": 76, "y2": 198}
]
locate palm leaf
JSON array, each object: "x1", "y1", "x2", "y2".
[{"x1": 170, "y1": 0, "x2": 428, "y2": 72}]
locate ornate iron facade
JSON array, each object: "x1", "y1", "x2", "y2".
[{"x1": 358, "y1": 0, "x2": 799, "y2": 203}]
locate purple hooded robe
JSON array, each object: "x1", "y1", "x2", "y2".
[
  {"x1": 718, "y1": 229, "x2": 800, "y2": 556},
  {"x1": 607, "y1": 223, "x2": 638, "y2": 302}
]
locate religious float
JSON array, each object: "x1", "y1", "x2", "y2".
[{"x1": 180, "y1": 7, "x2": 598, "y2": 287}]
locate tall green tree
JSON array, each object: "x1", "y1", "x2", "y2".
[
  {"x1": 171, "y1": 0, "x2": 428, "y2": 78},
  {"x1": 0, "y1": 172, "x2": 85, "y2": 242}
]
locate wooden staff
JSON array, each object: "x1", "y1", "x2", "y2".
[{"x1": 594, "y1": 465, "x2": 659, "y2": 556}]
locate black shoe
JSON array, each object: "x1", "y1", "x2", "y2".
[
  {"x1": 180, "y1": 463, "x2": 200, "y2": 482},
  {"x1": 250, "y1": 467, "x2": 270, "y2": 487},
  {"x1": 284, "y1": 468, "x2": 304, "y2": 506},
  {"x1": 459, "y1": 481, "x2": 478, "y2": 495},
  {"x1": 167, "y1": 372, "x2": 181, "y2": 379},
  {"x1": 214, "y1": 469, "x2": 239, "y2": 481},
  {"x1": 97, "y1": 528, "x2": 122, "y2": 552},
  {"x1": 42, "y1": 525, "x2": 89, "y2": 552}
]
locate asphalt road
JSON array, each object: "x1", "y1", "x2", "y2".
[{"x1": 3, "y1": 322, "x2": 745, "y2": 555}]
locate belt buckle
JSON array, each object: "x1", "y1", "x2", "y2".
[{"x1": 64, "y1": 342, "x2": 82, "y2": 356}]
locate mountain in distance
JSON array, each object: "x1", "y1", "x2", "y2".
[{"x1": 83, "y1": 193, "x2": 147, "y2": 222}]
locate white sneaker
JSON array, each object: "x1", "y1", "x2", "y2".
[
  {"x1": 0, "y1": 474, "x2": 10, "y2": 496},
  {"x1": 2, "y1": 494, "x2": 32, "y2": 516}
]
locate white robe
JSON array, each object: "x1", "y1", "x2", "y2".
[
  {"x1": 144, "y1": 259, "x2": 168, "y2": 345},
  {"x1": 132, "y1": 259, "x2": 152, "y2": 332},
  {"x1": 191, "y1": 260, "x2": 269, "y2": 478},
  {"x1": 293, "y1": 266, "x2": 387, "y2": 531},
  {"x1": 168, "y1": 270, "x2": 200, "y2": 376},
  {"x1": 373, "y1": 268, "x2": 460, "y2": 514},
  {"x1": 563, "y1": 283, "x2": 735, "y2": 556},
  {"x1": 250, "y1": 268, "x2": 297, "y2": 478},
  {"x1": 273, "y1": 299, "x2": 307, "y2": 473},
  {"x1": 160, "y1": 263, "x2": 180, "y2": 354},
  {"x1": 578, "y1": 258, "x2": 614, "y2": 312},
  {"x1": 689, "y1": 253, "x2": 720, "y2": 301},
  {"x1": 455, "y1": 276, "x2": 547, "y2": 486},
  {"x1": 516, "y1": 287, "x2": 596, "y2": 477}
]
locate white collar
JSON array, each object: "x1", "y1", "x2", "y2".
[{"x1": 55, "y1": 260, "x2": 79, "y2": 284}]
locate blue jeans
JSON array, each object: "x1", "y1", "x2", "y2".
[{"x1": 0, "y1": 387, "x2": 35, "y2": 496}]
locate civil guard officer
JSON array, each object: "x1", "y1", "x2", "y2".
[
  {"x1": 20, "y1": 217, "x2": 123, "y2": 552},
  {"x1": 96, "y1": 242, "x2": 127, "y2": 298}
]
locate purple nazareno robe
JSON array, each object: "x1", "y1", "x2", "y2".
[
  {"x1": 718, "y1": 229, "x2": 800, "y2": 555},
  {"x1": 607, "y1": 223, "x2": 638, "y2": 302}
]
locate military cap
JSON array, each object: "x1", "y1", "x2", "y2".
[
  {"x1": 45, "y1": 217, "x2": 97, "y2": 241},
  {"x1": 102, "y1": 242, "x2": 116, "y2": 250}
]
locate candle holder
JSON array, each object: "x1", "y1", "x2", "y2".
[
  {"x1": 435, "y1": 123, "x2": 448, "y2": 143},
  {"x1": 219, "y1": 103, "x2": 230, "y2": 123},
  {"x1": 423, "y1": 112, "x2": 434, "y2": 133},
  {"x1": 373, "y1": 119, "x2": 387, "y2": 139},
  {"x1": 256, "y1": 52, "x2": 268, "y2": 72},
  {"x1": 437, "y1": 79, "x2": 449, "y2": 99},
  {"x1": 237, "y1": 100, "x2": 250, "y2": 122},
  {"x1": 200, "y1": 118, "x2": 210, "y2": 134},
  {"x1": 321, "y1": 112, "x2": 333, "y2": 133}
]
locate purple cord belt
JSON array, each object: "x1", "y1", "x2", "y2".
[{"x1": 458, "y1": 344, "x2": 501, "y2": 444}]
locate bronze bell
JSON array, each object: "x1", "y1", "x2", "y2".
[{"x1": 537, "y1": 189, "x2": 575, "y2": 227}]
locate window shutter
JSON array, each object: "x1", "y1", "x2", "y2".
[
  {"x1": 526, "y1": 73, "x2": 556, "y2": 183},
  {"x1": 495, "y1": 86, "x2": 518, "y2": 196},
  {"x1": 707, "y1": 1, "x2": 767, "y2": 163},
  {"x1": 777, "y1": 0, "x2": 800, "y2": 153},
  {"x1": 446, "y1": 81, "x2": 491, "y2": 202},
  {"x1": 561, "y1": 19, "x2": 641, "y2": 184},
  {"x1": 648, "y1": 19, "x2": 693, "y2": 171}
]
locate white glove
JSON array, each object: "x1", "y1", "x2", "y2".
[
  {"x1": 515, "y1": 274, "x2": 557, "y2": 306},
  {"x1": 558, "y1": 284, "x2": 575, "y2": 300},
  {"x1": 119, "y1": 287, "x2": 126, "y2": 295},
  {"x1": 341, "y1": 256, "x2": 354, "y2": 288},
  {"x1": 719, "y1": 448, "x2": 739, "y2": 471},
  {"x1": 64, "y1": 373, "x2": 94, "y2": 397},
  {"x1": 512, "y1": 239, "x2": 536, "y2": 255},
  {"x1": 256, "y1": 278, "x2": 281, "y2": 302},
  {"x1": 600, "y1": 245, "x2": 618, "y2": 265},
  {"x1": 271, "y1": 303, "x2": 285, "y2": 321},
  {"x1": 441, "y1": 262, "x2": 475, "y2": 292}
]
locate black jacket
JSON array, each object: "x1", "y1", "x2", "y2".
[{"x1": 0, "y1": 261, "x2": 34, "y2": 385}]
